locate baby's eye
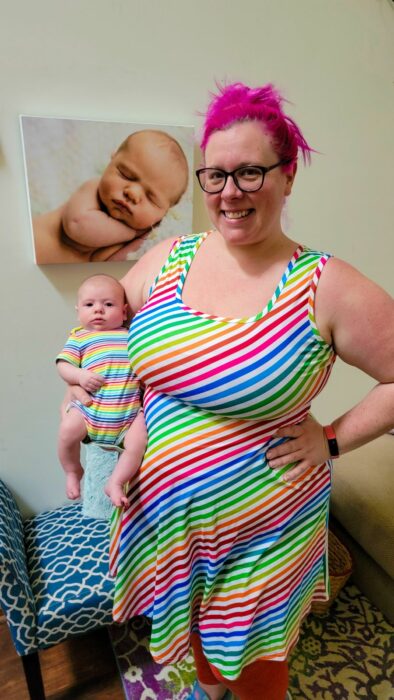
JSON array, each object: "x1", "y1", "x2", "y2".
[
  {"x1": 117, "y1": 168, "x2": 135, "y2": 181},
  {"x1": 105, "y1": 302, "x2": 114, "y2": 307},
  {"x1": 147, "y1": 192, "x2": 159, "y2": 206},
  {"x1": 85, "y1": 302, "x2": 94, "y2": 307}
]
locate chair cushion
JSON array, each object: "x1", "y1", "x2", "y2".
[
  {"x1": 24, "y1": 502, "x2": 115, "y2": 649},
  {"x1": 331, "y1": 434, "x2": 394, "y2": 579}
]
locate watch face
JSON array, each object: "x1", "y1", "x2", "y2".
[
  {"x1": 324, "y1": 426, "x2": 339, "y2": 458},
  {"x1": 328, "y1": 438, "x2": 339, "y2": 458}
]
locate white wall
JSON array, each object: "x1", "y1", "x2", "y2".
[{"x1": 0, "y1": 0, "x2": 393, "y2": 515}]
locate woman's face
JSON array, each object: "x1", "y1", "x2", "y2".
[{"x1": 203, "y1": 121, "x2": 296, "y2": 247}]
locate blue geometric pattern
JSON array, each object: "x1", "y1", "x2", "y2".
[
  {"x1": 0, "y1": 479, "x2": 115, "y2": 657},
  {"x1": 0, "y1": 480, "x2": 37, "y2": 654}
]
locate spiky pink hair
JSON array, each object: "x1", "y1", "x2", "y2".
[{"x1": 200, "y1": 82, "x2": 313, "y2": 168}]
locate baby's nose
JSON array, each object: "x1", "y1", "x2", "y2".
[{"x1": 124, "y1": 181, "x2": 143, "y2": 203}]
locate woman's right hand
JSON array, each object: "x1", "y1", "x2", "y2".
[{"x1": 61, "y1": 385, "x2": 92, "y2": 418}]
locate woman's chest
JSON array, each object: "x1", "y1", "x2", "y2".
[{"x1": 181, "y1": 254, "x2": 288, "y2": 319}]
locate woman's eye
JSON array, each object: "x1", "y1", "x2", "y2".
[
  {"x1": 208, "y1": 170, "x2": 224, "y2": 182},
  {"x1": 238, "y1": 167, "x2": 260, "y2": 180}
]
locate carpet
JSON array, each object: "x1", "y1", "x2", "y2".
[{"x1": 109, "y1": 584, "x2": 394, "y2": 700}]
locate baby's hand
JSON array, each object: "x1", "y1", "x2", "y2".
[{"x1": 79, "y1": 370, "x2": 105, "y2": 392}]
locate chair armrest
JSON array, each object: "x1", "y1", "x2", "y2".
[{"x1": 0, "y1": 480, "x2": 37, "y2": 655}]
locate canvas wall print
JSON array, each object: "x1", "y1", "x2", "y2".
[{"x1": 20, "y1": 116, "x2": 194, "y2": 264}]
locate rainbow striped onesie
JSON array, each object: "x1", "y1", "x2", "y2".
[
  {"x1": 57, "y1": 327, "x2": 141, "y2": 444},
  {"x1": 111, "y1": 232, "x2": 336, "y2": 679}
]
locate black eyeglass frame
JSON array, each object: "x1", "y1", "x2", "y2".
[{"x1": 195, "y1": 159, "x2": 292, "y2": 194}]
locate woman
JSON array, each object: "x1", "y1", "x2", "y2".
[{"x1": 76, "y1": 83, "x2": 394, "y2": 700}]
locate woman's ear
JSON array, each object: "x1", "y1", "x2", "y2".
[{"x1": 284, "y1": 161, "x2": 297, "y2": 196}]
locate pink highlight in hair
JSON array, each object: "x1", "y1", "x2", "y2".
[{"x1": 200, "y1": 82, "x2": 313, "y2": 168}]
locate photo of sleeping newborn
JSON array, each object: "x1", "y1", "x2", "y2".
[{"x1": 20, "y1": 116, "x2": 193, "y2": 264}]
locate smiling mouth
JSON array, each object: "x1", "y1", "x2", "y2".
[{"x1": 222, "y1": 210, "x2": 252, "y2": 220}]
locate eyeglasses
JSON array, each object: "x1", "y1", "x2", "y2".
[{"x1": 195, "y1": 160, "x2": 291, "y2": 194}]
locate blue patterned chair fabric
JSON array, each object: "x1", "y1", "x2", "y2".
[{"x1": 0, "y1": 479, "x2": 114, "y2": 659}]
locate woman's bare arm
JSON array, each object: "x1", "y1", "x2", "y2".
[
  {"x1": 267, "y1": 258, "x2": 394, "y2": 478},
  {"x1": 120, "y1": 236, "x2": 178, "y2": 314}
]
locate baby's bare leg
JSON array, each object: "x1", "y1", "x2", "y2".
[
  {"x1": 58, "y1": 409, "x2": 87, "y2": 499},
  {"x1": 105, "y1": 411, "x2": 147, "y2": 506}
]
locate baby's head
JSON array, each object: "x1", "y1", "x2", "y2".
[
  {"x1": 98, "y1": 130, "x2": 189, "y2": 231},
  {"x1": 76, "y1": 274, "x2": 127, "y2": 331}
]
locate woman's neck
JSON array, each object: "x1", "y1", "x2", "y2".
[{"x1": 211, "y1": 229, "x2": 298, "y2": 274}]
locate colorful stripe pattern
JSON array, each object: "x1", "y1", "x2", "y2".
[
  {"x1": 111, "y1": 232, "x2": 336, "y2": 679},
  {"x1": 57, "y1": 327, "x2": 141, "y2": 444}
]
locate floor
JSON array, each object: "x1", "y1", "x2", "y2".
[
  {"x1": 2, "y1": 584, "x2": 393, "y2": 699},
  {"x1": 0, "y1": 613, "x2": 124, "y2": 700}
]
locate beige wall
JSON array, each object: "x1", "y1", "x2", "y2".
[{"x1": 0, "y1": 0, "x2": 393, "y2": 514}]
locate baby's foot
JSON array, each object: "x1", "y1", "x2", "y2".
[
  {"x1": 66, "y1": 473, "x2": 82, "y2": 500},
  {"x1": 105, "y1": 479, "x2": 129, "y2": 507}
]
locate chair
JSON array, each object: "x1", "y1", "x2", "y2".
[{"x1": 0, "y1": 479, "x2": 115, "y2": 700}]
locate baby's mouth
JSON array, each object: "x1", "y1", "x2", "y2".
[
  {"x1": 222, "y1": 210, "x2": 252, "y2": 220},
  {"x1": 113, "y1": 199, "x2": 132, "y2": 214}
]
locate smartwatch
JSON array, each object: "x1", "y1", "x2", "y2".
[{"x1": 323, "y1": 424, "x2": 339, "y2": 458}]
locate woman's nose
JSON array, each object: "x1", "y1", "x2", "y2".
[{"x1": 221, "y1": 174, "x2": 243, "y2": 198}]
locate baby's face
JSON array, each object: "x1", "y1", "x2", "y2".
[
  {"x1": 98, "y1": 133, "x2": 187, "y2": 231},
  {"x1": 76, "y1": 278, "x2": 127, "y2": 331}
]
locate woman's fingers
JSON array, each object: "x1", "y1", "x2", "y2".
[
  {"x1": 267, "y1": 415, "x2": 330, "y2": 476},
  {"x1": 275, "y1": 423, "x2": 304, "y2": 439},
  {"x1": 282, "y1": 460, "x2": 310, "y2": 482},
  {"x1": 267, "y1": 448, "x2": 302, "y2": 468},
  {"x1": 71, "y1": 384, "x2": 93, "y2": 406}
]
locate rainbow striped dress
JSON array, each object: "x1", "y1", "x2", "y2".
[
  {"x1": 111, "y1": 232, "x2": 336, "y2": 679},
  {"x1": 57, "y1": 327, "x2": 141, "y2": 444}
]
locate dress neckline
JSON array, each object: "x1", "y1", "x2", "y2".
[{"x1": 176, "y1": 232, "x2": 304, "y2": 325}]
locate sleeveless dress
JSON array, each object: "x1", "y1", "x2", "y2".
[{"x1": 110, "y1": 232, "x2": 336, "y2": 680}]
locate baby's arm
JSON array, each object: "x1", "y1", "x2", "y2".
[
  {"x1": 62, "y1": 179, "x2": 140, "y2": 248},
  {"x1": 57, "y1": 360, "x2": 105, "y2": 392},
  {"x1": 105, "y1": 411, "x2": 147, "y2": 507}
]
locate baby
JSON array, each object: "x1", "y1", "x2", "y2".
[
  {"x1": 34, "y1": 129, "x2": 188, "y2": 263},
  {"x1": 57, "y1": 273, "x2": 146, "y2": 506}
]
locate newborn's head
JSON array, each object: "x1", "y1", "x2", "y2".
[{"x1": 98, "y1": 130, "x2": 189, "y2": 231}]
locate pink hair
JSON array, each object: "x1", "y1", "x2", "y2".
[{"x1": 200, "y1": 82, "x2": 313, "y2": 168}]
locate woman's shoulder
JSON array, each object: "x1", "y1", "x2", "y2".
[
  {"x1": 298, "y1": 244, "x2": 333, "y2": 263},
  {"x1": 120, "y1": 233, "x2": 207, "y2": 313}
]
